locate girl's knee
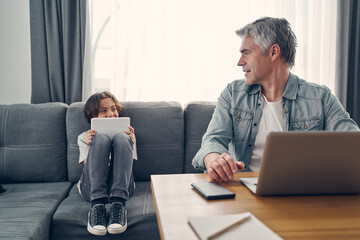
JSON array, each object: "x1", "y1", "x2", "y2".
[
  {"x1": 91, "y1": 133, "x2": 111, "y2": 147},
  {"x1": 113, "y1": 132, "x2": 132, "y2": 145}
]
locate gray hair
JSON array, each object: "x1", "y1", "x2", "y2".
[{"x1": 236, "y1": 17, "x2": 297, "y2": 68}]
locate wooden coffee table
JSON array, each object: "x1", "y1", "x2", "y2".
[{"x1": 151, "y1": 172, "x2": 360, "y2": 240}]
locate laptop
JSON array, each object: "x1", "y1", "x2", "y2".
[
  {"x1": 240, "y1": 131, "x2": 360, "y2": 196},
  {"x1": 91, "y1": 117, "x2": 130, "y2": 139}
]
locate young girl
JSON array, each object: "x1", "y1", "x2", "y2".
[{"x1": 77, "y1": 92, "x2": 137, "y2": 236}]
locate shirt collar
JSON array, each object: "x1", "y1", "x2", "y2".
[
  {"x1": 246, "y1": 84, "x2": 261, "y2": 95},
  {"x1": 282, "y1": 72, "x2": 298, "y2": 100},
  {"x1": 246, "y1": 72, "x2": 298, "y2": 100}
]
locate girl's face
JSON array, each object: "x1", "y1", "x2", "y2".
[{"x1": 97, "y1": 98, "x2": 119, "y2": 118}]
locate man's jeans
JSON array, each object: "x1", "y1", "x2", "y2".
[{"x1": 79, "y1": 133, "x2": 134, "y2": 202}]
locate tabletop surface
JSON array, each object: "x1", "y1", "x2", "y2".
[{"x1": 151, "y1": 172, "x2": 360, "y2": 240}]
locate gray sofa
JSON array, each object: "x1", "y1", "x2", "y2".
[{"x1": 0, "y1": 101, "x2": 215, "y2": 240}]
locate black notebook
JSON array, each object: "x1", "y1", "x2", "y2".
[{"x1": 191, "y1": 182, "x2": 235, "y2": 200}]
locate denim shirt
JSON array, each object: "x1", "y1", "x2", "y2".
[{"x1": 192, "y1": 73, "x2": 359, "y2": 172}]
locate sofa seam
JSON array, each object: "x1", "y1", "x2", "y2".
[
  {"x1": 0, "y1": 106, "x2": 8, "y2": 181},
  {"x1": 1, "y1": 144, "x2": 64, "y2": 149}
]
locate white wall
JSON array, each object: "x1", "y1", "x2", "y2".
[{"x1": 0, "y1": 0, "x2": 31, "y2": 104}]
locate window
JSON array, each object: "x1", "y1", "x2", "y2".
[{"x1": 83, "y1": 0, "x2": 337, "y2": 105}]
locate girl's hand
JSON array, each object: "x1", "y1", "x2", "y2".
[
  {"x1": 86, "y1": 129, "x2": 97, "y2": 145},
  {"x1": 124, "y1": 126, "x2": 136, "y2": 144}
]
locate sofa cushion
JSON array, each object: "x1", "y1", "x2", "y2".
[
  {"x1": 125, "y1": 102, "x2": 184, "y2": 181},
  {"x1": 0, "y1": 182, "x2": 72, "y2": 240},
  {"x1": 184, "y1": 101, "x2": 216, "y2": 173},
  {"x1": 51, "y1": 182, "x2": 160, "y2": 240},
  {"x1": 65, "y1": 102, "x2": 89, "y2": 183},
  {"x1": 66, "y1": 101, "x2": 184, "y2": 182},
  {"x1": 0, "y1": 103, "x2": 68, "y2": 183}
]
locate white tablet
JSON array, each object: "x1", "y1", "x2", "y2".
[{"x1": 91, "y1": 117, "x2": 130, "y2": 139}]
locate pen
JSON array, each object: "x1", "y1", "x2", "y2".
[{"x1": 207, "y1": 214, "x2": 251, "y2": 240}]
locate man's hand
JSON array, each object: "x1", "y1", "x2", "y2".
[{"x1": 204, "y1": 153, "x2": 245, "y2": 182}]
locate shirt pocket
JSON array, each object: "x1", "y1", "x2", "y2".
[
  {"x1": 292, "y1": 119, "x2": 320, "y2": 131},
  {"x1": 229, "y1": 108, "x2": 253, "y2": 141}
]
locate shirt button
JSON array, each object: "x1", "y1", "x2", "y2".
[
  {"x1": 237, "y1": 116, "x2": 241, "y2": 119},
  {"x1": 305, "y1": 126, "x2": 308, "y2": 129},
  {"x1": 254, "y1": 123, "x2": 257, "y2": 126},
  {"x1": 285, "y1": 110, "x2": 289, "y2": 113},
  {"x1": 248, "y1": 144, "x2": 252, "y2": 148},
  {"x1": 258, "y1": 103, "x2": 261, "y2": 106}
]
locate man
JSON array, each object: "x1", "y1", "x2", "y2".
[{"x1": 192, "y1": 17, "x2": 359, "y2": 182}]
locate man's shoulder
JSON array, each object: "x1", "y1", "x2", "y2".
[{"x1": 295, "y1": 76, "x2": 332, "y2": 99}]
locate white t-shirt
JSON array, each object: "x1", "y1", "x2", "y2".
[{"x1": 249, "y1": 95, "x2": 284, "y2": 172}]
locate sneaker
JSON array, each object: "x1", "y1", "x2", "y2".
[
  {"x1": 87, "y1": 204, "x2": 107, "y2": 236},
  {"x1": 108, "y1": 202, "x2": 127, "y2": 234}
]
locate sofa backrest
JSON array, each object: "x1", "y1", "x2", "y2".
[
  {"x1": 0, "y1": 103, "x2": 68, "y2": 183},
  {"x1": 66, "y1": 101, "x2": 184, "y2": 182},
  {"x1": 184, "y1": 102, "x2": 216, "y2": 173},
  {"x1": 0, "y1": 101, "x2": 215, "y2": 183}
]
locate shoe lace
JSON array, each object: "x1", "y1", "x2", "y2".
[
  {"x1": 111, "y1": 203, "x2": 124, "y2": 225},
  {"x1": 92, "y1": 205, "x2": 106, "y2": 226}
]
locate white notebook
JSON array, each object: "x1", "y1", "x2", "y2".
[{"x1": 188, "y1": 212, "x2": 282, "y2": 240}]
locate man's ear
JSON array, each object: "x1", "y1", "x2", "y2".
[{"x1": 270, "y1": 44, "x2": 281, "y2": 61}]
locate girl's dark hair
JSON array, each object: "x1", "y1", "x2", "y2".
[{"x1": 83, "y1": 92, "x2": 124, "y2": 123}]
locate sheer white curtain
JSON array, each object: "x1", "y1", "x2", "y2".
[{"x1": 83, "y1": 0, "x2": 337, "y2": 105}]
